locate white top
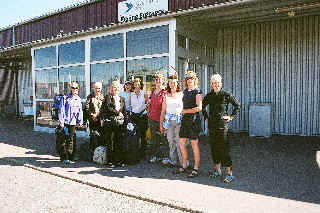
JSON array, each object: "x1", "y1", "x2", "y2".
[
  {"x1": 131, "y1": 90, "x2": 146, "y2": 114},
  {"x1": 166, "y1": 92, "x2": 183, "y2": 115},
  {"x1": 113, "y1": 95, "x2": 121, "y2": 112}
]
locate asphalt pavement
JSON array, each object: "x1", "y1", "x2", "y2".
[{"x1": 0, "y1": 118, "x2": 319, "y2": 213}]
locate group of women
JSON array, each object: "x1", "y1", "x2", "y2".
[{"x1": 59, "y1": 70, "x2": 240, "y2": 183}]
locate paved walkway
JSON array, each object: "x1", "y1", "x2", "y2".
[{"x1": 0, "y1": 118, "x2": 319, "y2": 213}]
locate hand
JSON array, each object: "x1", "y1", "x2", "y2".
[
  {"x1": 119, "y1": 112, "x2": 123, "y2": 117},
  {"x1": 160, "y1": 126, "x2": 165, "y2": 134},
  {"x1": 60, "y1": 124, "x2": 64, "y2": 128},
  {"x1": 222, "y1": 115, "x2": 232, "y2": 122}
]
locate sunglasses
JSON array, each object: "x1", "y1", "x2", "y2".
[
  {"x1": 71, "y1": 87, "x2": 79, "y2": 90},
  {"x1": 186, "y1": 77, "x2": 194, "y2": 80}
]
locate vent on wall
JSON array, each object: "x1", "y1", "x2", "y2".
[{"x1": 249, "y1": 103, "x2": 272, "y2": 137}]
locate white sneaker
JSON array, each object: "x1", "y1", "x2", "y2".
[
  {"x1": 161, "y1": 158, "x2": 171, "y2": 165},
  {"x1": 149, "y1": 156, "x2": 157, "y2": 163}
]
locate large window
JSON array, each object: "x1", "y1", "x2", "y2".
[
  {"x1": 91, "y1": 62, "x2": 124, "y2": 95},
  {"x1": 35, "y1": 69, "x2": 58, "y2": 99},
  {"x1": 35, "y1": 46, "x2": 56, "y2": 68},
  {"x1": 127, "y1": 57, "x2": 168, "y2": 94},
  {"x1": 91, "y1": 34, "x2": 124, "y2": 61},
  {"x1": 59, "y1": 66, "x2": 85, "y2": 99},
  {"x1": 127, "y1": 25, "x2": 169, "y2": 57},
  {"x1": 58, "y1": 40, "x2": 85, "y2": 65}
]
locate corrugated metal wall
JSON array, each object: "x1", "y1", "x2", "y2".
[{"x1": 214, "y1": 15, "x2": 320, "y2": 136}]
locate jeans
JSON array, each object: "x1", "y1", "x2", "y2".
[{"x1": 166, "y1": 120, "x2": 182, "y2": 166}]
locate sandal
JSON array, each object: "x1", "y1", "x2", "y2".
[
  {"x1": 173, "y1": 167, "x2": 186, "y2": 174},
  {"x1": 188, "y1": 169, "x2": 199, "y2": 178}
]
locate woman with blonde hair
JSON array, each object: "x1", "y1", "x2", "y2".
[
  {"x1": 176, "y1": 71, "x2": 202, "y2": 177},
  {"x1": 160, "y1": 74, "x2": 183, "y2": 167},
  {"x1": 101, "y1": 80, "x2": 127, "y2": 167}
]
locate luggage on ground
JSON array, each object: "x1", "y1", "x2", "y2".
[{"x1": 93, "y1": 146, "x2": 108, "y2": 165}]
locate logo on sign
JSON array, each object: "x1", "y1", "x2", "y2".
[
  {"x1": 118, "y1": 0, "x2": 168, "y2": 23},
  {"x1": 125, "y1": 3, "x2": 134, "y2": 13}
]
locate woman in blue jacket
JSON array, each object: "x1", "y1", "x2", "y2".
[{"x1": 58, "y1": 82, "x2": 83, "y2": 164}]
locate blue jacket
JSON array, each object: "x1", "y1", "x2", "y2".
[{"x1": 58, "y1": 93, "x2": 83, "y2": 126}]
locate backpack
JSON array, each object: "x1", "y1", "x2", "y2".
[{"x1": 52, "y1": 94, "x2": 65, "y2": 120}]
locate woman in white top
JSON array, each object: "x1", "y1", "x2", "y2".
[
  {"x1": 160, "y1": 75, "x2": 183, "y2": 167},
  {"x1": 130, "y1": 78, "x2": 149, "y2": 159}
]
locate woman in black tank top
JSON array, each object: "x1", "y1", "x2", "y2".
[{"x1": 176, "y1": 71, "x2": 202, "y2": 178}]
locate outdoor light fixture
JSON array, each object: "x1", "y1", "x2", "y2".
[{"x1": 274, "y1": 2, "x2": 320, "y2": 13}]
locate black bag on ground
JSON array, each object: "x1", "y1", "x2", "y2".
[{"x1": 124, "y1": 118, "x2": 141, "y2": 165}]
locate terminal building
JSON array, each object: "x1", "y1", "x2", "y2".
[{"x1": 0, "y1": 0, "x2": 319, "y2": 136}]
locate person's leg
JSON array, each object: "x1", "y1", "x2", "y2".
[
  {"x1": 66, "y1": 125, "x2": 76, "y2": 161},
  {"x1": 221, "y1": 128, "x2": 233, "y2": 182},
  {"x1": 190, "y1": 139, "x2": 200, "y2": 170},
  {"x1": 179, "y1": 138, "x2": 188, "y2": 169},
  {"x1": 167, "y1": 120, "x2": 177, "y2": 165},
  {"x1": 149, "y1": 119, "x2": 161, "y2": 161},
  {"x1": 113, "y1": 126, "x2": 124, "y2": 165},
  {"x1": 174, "y1": 122, "x2": 183, "y2": 166}
]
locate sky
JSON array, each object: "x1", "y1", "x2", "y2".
[{"x1": 0, "y1": 0, "x2": 84, "y2": 29}]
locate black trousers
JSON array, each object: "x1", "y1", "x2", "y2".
[
  {"x1": 89, "y1": 119, "x2": 103, "y2": 151},
  {"x1": 131, "y1": 113, "x2": 148, "y2": 159},
  {"x1": 209, "y1": 126, "x2": 232, "y2": 167},
  {"x1": 104, "y1": 124, "x2": 125, "y2": 165},
  {"x1": 61, "y1": 124, "x2": 76, "y2": 161}
]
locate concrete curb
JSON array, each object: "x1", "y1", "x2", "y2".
[{"x1": 2, "y1": 157, "x2": 204, "y2": 213}]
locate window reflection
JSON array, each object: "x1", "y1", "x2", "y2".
[
  {"x1": 91, "y1": 34, "x2": 124, "y2": 61},
  {"x1": 127, "y1": 25, "x2": 169, "y2": 57},
  {"x1": 35, "y1": 46, "x2": 56, "y2": 68},
  {"x1": 36, "y1": 101, "x2": 57, "y2": 127},
  {"x1": 58, "y1": 40, "x2": 85, "y2": 65},
  {"x1": 127, "y1": 57, "x2": 168, "y2": 94},
  {"x1": 59, "y1": 66, "x2": 85, "y2": 98},
  {"x1": 91, "y1": 62, "x2": 124, "y2": 95},
  {"x1": 35, "y1": 69, "x2": 58, "y2": 99}
]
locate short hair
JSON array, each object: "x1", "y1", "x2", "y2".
[
  {"x1": 167, "y1": 75, "x2": 182, "y2": 93},
  {"x1": 211, "y1": 73, "x2": 222, "y2": 83},
  {"x1": 133, "y1": 78, "x2": 144, "y2": 90},
  {"x1": 94, "y1": 82, "x2": 102, "y2": 89},
  {"x1": 71, "y1": 81, "x2": 79, "y2": 88},
  {"x1": 111, "y1": 80, "x2": 121, "y2": 88},
  {"x1": 184, "y1": 70, "x2": 199, "y2": 88}
]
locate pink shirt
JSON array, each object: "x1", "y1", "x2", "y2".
[{"x1": 149, "y1": 88, "x2": 167, "y2": 121}]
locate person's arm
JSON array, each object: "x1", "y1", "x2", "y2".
[
  {"x1": 183, "y1": 94, "x2": 202, "y2": 114},
  {"x1": 106, "y1": 96, "x2": 121, "y2": 116},
  {"x1": 145, "y1": 92, "x2": 149, "y2": 113},
  {"x1": 229, "y1": 94, "x2": 240, "y2": 120},
  {"x1": 202, "y1": 94, "x2": 209, "y2": 120},
  {"x1": 77, "y1": 102, "x2": 84, "y2": 126},
  {"x1": 159, "y1": 96, "x2": 167, "y2": 134}
]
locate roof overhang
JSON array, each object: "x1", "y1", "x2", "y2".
[{"x1": 1, "y1": 0, "x2": 320, "y2": 57}]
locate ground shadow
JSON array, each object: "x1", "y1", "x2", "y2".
[{"x1": 1, "y1": 118, "x2": 319, "y2": 204}]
